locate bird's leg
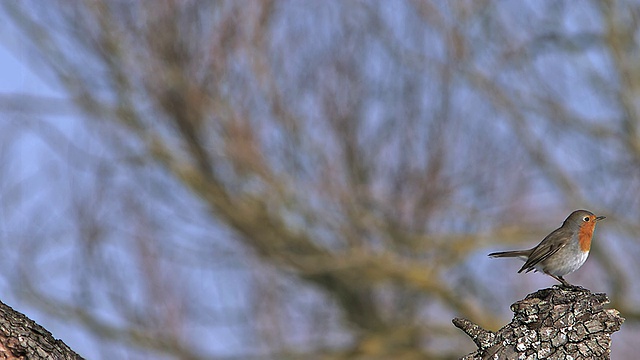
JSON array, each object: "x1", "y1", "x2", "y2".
[
  {"x1": 557, "y1": 276, "x2": 575, "y2": 288},
  {"x1": 547, "y1": 274, "x2": 579, "y2": 289}
]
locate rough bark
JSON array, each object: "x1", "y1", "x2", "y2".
[
  {"x1": 454, "y1": 286, "x2": 624, "y2": 360},
  {"x1": 0, "y1": 300, "x2": 83, "y2": 359}
]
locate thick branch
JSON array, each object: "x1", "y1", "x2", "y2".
[
  {"x1": 0, "y1": 300, "x2": 83, "y2": 359},
  {"x1": 454, "y1": 287, "x2": 624, "y2": 359}
]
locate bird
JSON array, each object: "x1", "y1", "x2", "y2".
[{"x1": 488, "y1": 210, "x2": 605, "y2": 287}]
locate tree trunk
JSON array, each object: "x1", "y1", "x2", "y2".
[
  {"x1": 0, "y1": 300, "x2": 83, "y2": 359},
  {"x1": 454, "y1": 287, "x2": 624, "y2": 359}
]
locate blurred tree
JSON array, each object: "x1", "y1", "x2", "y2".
[{"x1": 0, "y1": 0, "x2": 639, "y2": 359}]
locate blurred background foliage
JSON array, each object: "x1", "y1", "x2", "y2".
[{"x1": 0, "y1": 1, "x2": 639, "y2": 359}]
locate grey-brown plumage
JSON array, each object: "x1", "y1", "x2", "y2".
[{"x1": 489, "y1": 210, "x2": 605, "y2": 287}]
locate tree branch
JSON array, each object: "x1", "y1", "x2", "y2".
[
  {"x1": 454, "y1": 287, "x2": 624, "y2": 359},
  {"x1": 0, "y1": 300, "x2": 83, "y2": 359}
]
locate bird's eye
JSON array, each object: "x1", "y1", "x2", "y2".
[{"x1": 583, "y1": 216, "x2": 590, "y2": 222}]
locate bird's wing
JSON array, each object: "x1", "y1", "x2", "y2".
[{"x1": 518, "y1": 227, "x2": 572, "y2": 273}]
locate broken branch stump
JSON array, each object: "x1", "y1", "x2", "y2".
[{"x1": 453, "y1": 286, "x2": 624, "y2": 359}]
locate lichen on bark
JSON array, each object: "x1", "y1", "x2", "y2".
[{"x1": 454, "y1": 286, "x2": 624, "y2": 359}]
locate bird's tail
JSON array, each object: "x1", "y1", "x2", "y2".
[{"x1": 488, "y1": 250, "x2": 530, "y2": 258}]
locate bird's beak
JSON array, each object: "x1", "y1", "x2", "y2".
[{"x1": 596, "y1": 216, "x2": 606, "y2": 221}]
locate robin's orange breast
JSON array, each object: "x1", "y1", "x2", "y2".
[{"x1": 578, "y1": 221, "x2": 596, "y2": 252}]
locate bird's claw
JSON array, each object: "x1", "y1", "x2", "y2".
[{"x1": 555, "y1": 283, "x2": 587, "y2": 291}]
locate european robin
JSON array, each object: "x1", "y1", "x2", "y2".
[{"x1": 488, "y1": 210, "x2": 605, "y2": 287}]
